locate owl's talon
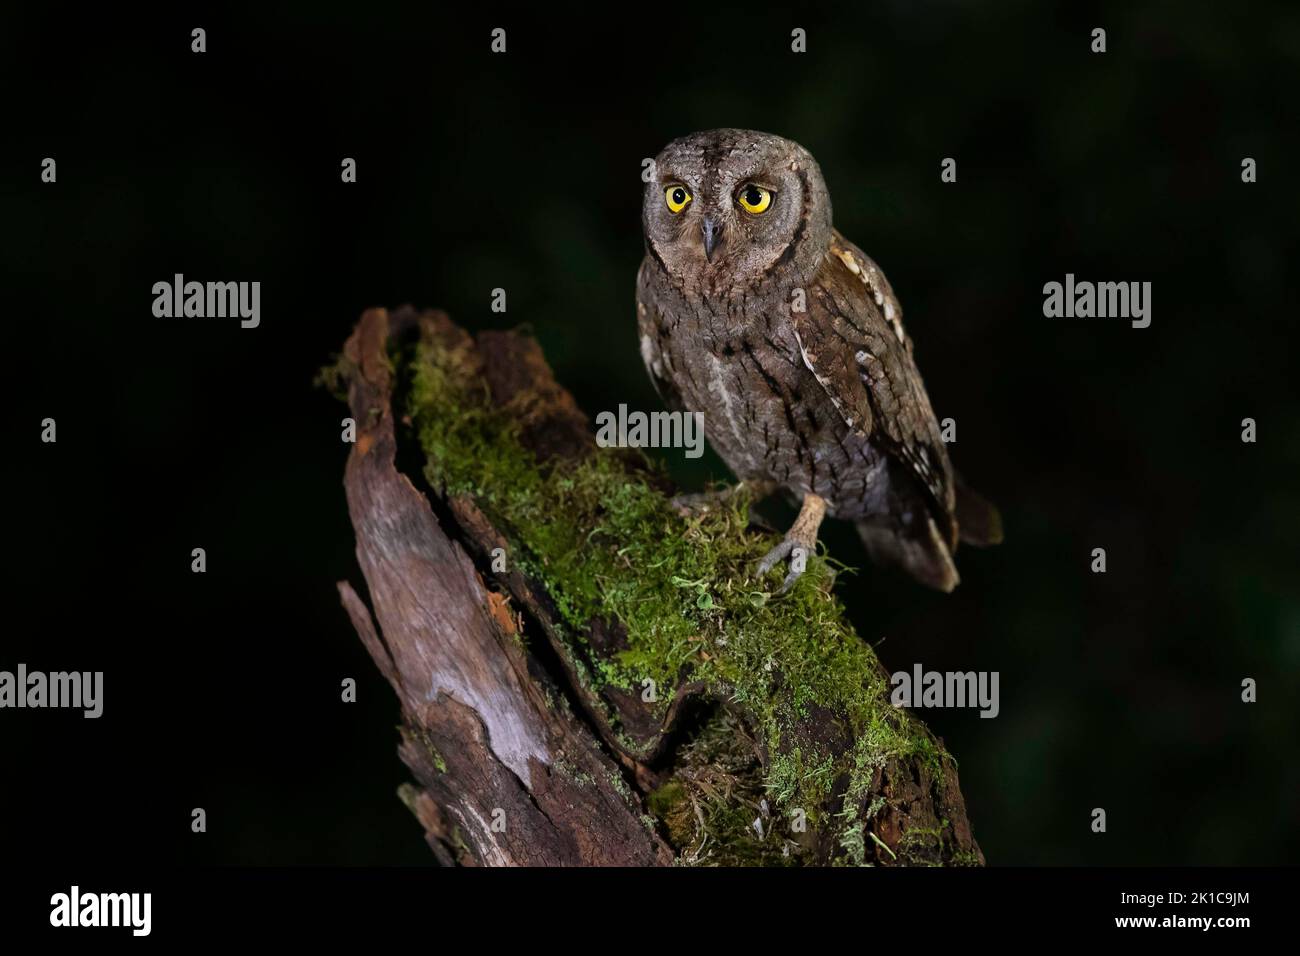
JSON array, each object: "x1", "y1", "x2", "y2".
[
  {"x1": 754, "y1": 493, "x2": 827, "y2": 594},
  {"x1": 754, "y1": 533, "x2": 816, "y2": 593},
  {"x1": 755, "y1": 536, "x2": 794, "y2": 577},
  {"x1": 775, "y1": 567, "x2": 804, "y2": 597}
]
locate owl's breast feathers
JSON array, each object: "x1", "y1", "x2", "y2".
[{"x1": 635, "y1": 264, "x2": 688, "y2": 418}]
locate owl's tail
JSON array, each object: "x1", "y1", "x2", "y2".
[
  {"x1": 856, "y1": 514, "x2": 960, "y2": 593},
  {"x1": 954, "y1": 473, "x2": 1003, "y2": 548},
  {"x1": 855, "y1": 475, "x2": 1002, "y2": 592}
]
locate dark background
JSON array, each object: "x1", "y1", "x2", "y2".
[{"x1": 3, "y1": 2, "x2": 1297, "y2": 868}]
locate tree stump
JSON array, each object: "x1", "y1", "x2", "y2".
[{"x1": 329, "y1": 305, "x2": 983, "y2": 866}]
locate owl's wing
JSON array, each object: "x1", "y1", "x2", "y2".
[
  {"x1": 635, "y1": 258, "x2": 687, "y2": 413},
  {"x1": 791, "y1": 231, "x2": 957, "y2": 538}
]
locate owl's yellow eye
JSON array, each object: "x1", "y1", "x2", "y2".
[
  {"x1": 664, "y1": 185, "x2": 692, "y2": 214},
  {"x1": 737, "y1": 184, "x2": 773, "y2": 214}
]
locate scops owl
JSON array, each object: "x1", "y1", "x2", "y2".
[{"x1": 636, "y1": 129, "x2": 1001, "y2": 593}]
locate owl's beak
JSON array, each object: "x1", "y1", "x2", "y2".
[{"x1": 701, "y1": 216, "x2": 722, "y2": 262}]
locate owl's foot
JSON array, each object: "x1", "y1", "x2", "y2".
[{"x1": 755, "y1": 493, "x2": 827, "y2": 596}]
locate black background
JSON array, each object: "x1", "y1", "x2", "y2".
[{"x1": 3, "y1": 2, "x2": 1297, "y2": 869}]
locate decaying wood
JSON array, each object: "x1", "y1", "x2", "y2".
[
  {"x1": 334, "y1": 305, "x2": 983, "y2": 866},
  {"x1": 337, "y1": 307, "x2": 669, "y2": 866}
]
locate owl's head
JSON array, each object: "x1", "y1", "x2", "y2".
[{"x1": 642, "y1": 129, "x2": 832, "y2": 289}]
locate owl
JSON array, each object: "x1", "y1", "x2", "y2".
[{"x1": 636, "y1": 129, "x2": 1001, "y2": 593}]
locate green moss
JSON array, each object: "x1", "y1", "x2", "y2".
[
  {"x1": 647, "y1": 710, "x2": 798, "y2": 865},
  {"x1": 840, "y1": 822, "x2": 868, "y2": 867},
  {"x1": 646, "y1": 781, "x2": 694, "y2": 847},
  {"x1": 895, "y1": 819, "x2": 984, "y2": 867},
  {"x1": 312, "y1": 352, "x2": 355, "y2": 402},
  {"x1": 400, "y1": 332, "x2": 959, "y2": 864}
]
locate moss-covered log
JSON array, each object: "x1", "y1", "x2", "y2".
[{"x1": 330, "y1": 305, "x2": 983, "y2": 866}]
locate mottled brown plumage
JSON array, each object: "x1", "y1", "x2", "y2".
[{"x1": 637, "y1": 129, "x2": 1000, "y2": 592}]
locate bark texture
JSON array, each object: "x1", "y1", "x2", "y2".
[{"x1": 333, "y1": 305, "x2": 983, "y2": 867}]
